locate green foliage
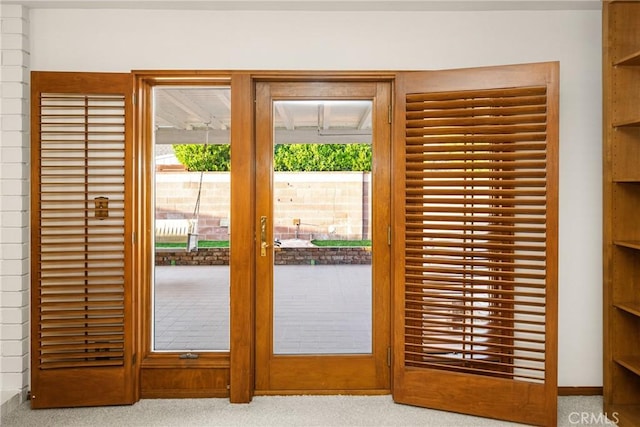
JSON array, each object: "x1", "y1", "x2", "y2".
[
  {"x1": 172, "y1": 143, "x2": 371, "y2": 172},
  {"x1": 173, "y1": 144, "x2": 231, "y2": 171},
  {"x1": 273, "y1": 144, "x2": 371, "y2": 172}
]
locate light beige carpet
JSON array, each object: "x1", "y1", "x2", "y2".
[{"x1": 0, "y1": 395, "x2": 607, "y2": 427}]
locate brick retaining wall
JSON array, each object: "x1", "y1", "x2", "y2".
[{"x1": 155, "y1": 247, "x2": 371, "y2": 266}]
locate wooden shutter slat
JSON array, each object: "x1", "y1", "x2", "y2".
[
  {"x1": 408, "y1": 231, "x2": 546, "y2": 243},
  {"x1": 406, "y1": 160, "x2": 546, "y2": 171},
  {"x1": 405, "y1": 310, "x2": 545, "y2": 328},
  {"x1": 407, "y1": 348, "x2": 545, "y2": 372},
  {"x1": 406, "y1": 249, "x2": 546, "y2": 262},
  {"x1": 406, "y1": 142, "x2": 546, "y2": 154},
  {"x1": 406, "y1": 222, "x2": 545, "y2": 233},
  {"x1": 406, "y1": 331, "x2": 545, "y2": 350},
  {"x1": 405, "y1": 293, "x2": 546, "y2": 313},
  {"x1": 40, "y1": 352, "x2": 124, "y2": 362},
  {"x1": 405, "y1": 285, "x2": 544, "y2": 301},
  {"x1": 407, "y1": 188, "x2": 546, "y2": 197},
  {"x1": 42, "y1": 300, "x2": 124, "y2": 308},
  {"x1": 406, "y1": 179, "x2": 546, "y2": 188},
  {"x1": 42, "y1": 309, "x2": 124, "y2": 318},
  {"x1": 407, "y1": 151, "x2": 546, "y2": 161},
  {"x1": 408, "y1": 114, "x2": 546, "y2": 128},
  {"x1": 41, "y1": 325, "x2": 123, "y2": 333},
  {"x1": 406, "y1": 243, "x2": 545, "y2": 254},
  {"x1": 403, "y1": 359, "x2": 543, "y2": 382},
  {"x1": 406, "y1": 104, "x2": 546, "y2": 120},
  {"x1": 413, "y1": 265, "x2": 545, "y2": 280},
  {"x1": 41, "y1": 266, "x2": 125, "y2": 273},
  {"x1": 42, "y1": 333, "x2": 123, "y2": 341},
  {"x1": 406, "y1": 85, "x2": 546, "y2": 101},
  {"x1": 409, "y1": 300, "x2": 544, "y2": 318},
  {"x1": 406, "y1": 207, "x2": 545, "y2": 216},
  {"x1": 407, "y1": 197, "x2": 545, "y2": 207},
  {"x1": 407, "y1": 133, "x2": 548, "y2": 145},
  {"x1": 405, "y1": 273, "x2": 546, "y2": 290},
  {"x1": 407, "y1": 214, "x2": 546, "y2": 225},
  {"x1": 406, "y1": 95, "x2": 547, "y2": 111},
  {"x1": 407, "y1": 170, "x2": 546, "y2": 179},
  {"x1": 407, "y1": 124, "x2": 547, "y2": 136},
  {"x1": 405, "y1": 256, "x2": 546, "y2": 271}
]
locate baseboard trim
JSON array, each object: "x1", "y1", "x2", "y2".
[{"x1": 558, "y1": 386, "x2": 603, "y2": 396}]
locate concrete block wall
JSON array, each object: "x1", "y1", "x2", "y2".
[
  {"x1": 155, "y1": 172, "x2": 231, "y2": 241},
  {"x1": 273, "y1": 172, "x2": 370, "y2": 241},
  {"x1": 155, "y1": 171, "x2": 371, "y2": 242},
  {"x1": 0, "y1": 4, "x2": 31, "y2": 415}
]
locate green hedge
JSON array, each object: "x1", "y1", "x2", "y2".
[{"x1": 172, "y1": 143, "x2": 371, "y2": 172}]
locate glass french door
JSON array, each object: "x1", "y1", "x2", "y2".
[{"x1": 254, "y1": 81, "x2": 392, "y2": 393}]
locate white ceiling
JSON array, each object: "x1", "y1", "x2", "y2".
[
  {"x1": 5, "y1": 0, "x2": 601, "y2": 10},
  {"x1": 154, "y1": 87, "x2": 373, "y2": 145}
]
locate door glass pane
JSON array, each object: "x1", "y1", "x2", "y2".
[
  {"x1": 272, "y1": 100, "x2": 373, "y2": 355},
  {"x1": 152, "y1": 86, "x2": 231, "y2": 352}
]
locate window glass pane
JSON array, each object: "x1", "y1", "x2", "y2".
[
  {"x1": 271, "y1": 100, "x2": 373, "y2": 355},
  {"x1": 152, "y1": 86, "x2": 231, "y2": 352}
]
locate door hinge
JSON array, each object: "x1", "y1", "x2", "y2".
[
  {"x1": 132, "y1": 93, "x2": 137, "y2": 105},
  {"x1": 132, "y1": 353, "x2": 137, "y2": 365},
  {"x1": 388, "y1": 105, "x2": 392, "y2": 124},
  {"x1": 387, "y1": 347, "x2": 392, "y2": 367},
  {"x1": 387, "y1": 226, "x2": 391, "y2": 246},
  {"x1": 132, "y1": 232, "x2": 137, "y2": 244}
]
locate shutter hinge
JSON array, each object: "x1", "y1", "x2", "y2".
[
  {"x1": 132, "y1": 232, "x2": 137, "y2": 244},
  {"x1": 387, "y1": 347, "x2": 392, "y2": 367},
  {"x1": 132, "y1": 93, "x2": 137, "y2": 105},
  {"x1": 387, "y1": 226, "x2": 391, "y2": 246},
  {"x1": 388, "y1": 105, "x2": 392, "y2": 124},
  {"x1": 132, "y1": 353, "x2": 137, "y2": 365}
]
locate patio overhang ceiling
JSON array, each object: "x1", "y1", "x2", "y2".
[{"x1": 154, "y1": 87, "x2": 373, "y2": 145}]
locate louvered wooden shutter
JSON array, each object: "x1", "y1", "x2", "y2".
[
  {"x1": 30, "y1": 72, "x2": 135, "y2": 408},
  {"x1": 392, "y1": 63, "x2": 558, "y2": 426}
]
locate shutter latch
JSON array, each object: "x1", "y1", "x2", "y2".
[{"x1": 179, "y1": 352, "x2": 199, "y2": 359}]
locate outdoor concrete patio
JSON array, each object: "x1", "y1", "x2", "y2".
[{"x1": 153, "y1": 265, "x2": 372, "y2": 354}]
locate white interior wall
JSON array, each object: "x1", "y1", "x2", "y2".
[{"x1": 21, "y1": 7, "x2": 601, "y2": 388}]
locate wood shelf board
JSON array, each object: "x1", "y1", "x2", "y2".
[
  {"x1": 616, "y1": 356, "x2": 640, "y2": 377},
  {"x1": 613, "y1": 179, "x2": 640, "y2": 184},
  {"x1": 615, "y1": 49, "x2": 640, "y2": 66},
  {"x1": 615, "y1": 302, "x2": 640, "y2": 317},
  {"x1": 613, "y1": 117, "x2": 640, "y2": 128},
  {"x1": 614, "y1": 241, "x2": 640, "y2": 251}
]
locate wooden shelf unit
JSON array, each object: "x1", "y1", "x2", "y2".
[{"x1": 604, "y1": 2, "x2": 640, "y2": 425}]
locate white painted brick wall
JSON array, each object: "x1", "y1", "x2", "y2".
[{"x1": 0, "y1": 3, "x2": 30, "y2": 416}]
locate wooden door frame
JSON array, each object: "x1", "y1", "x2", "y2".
[
  {"x1": 245, "y1": 73, "x2": 395, "y2": 401},
  {"x1": 133, "y1": 72, "x2": 237, "y2": 399},
  {"x1": 253, "y1": 80, "x2": 393, "y2": 395},
  {"x1": 133, "y1": 71, "x2": 396, "y2": 403}
]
